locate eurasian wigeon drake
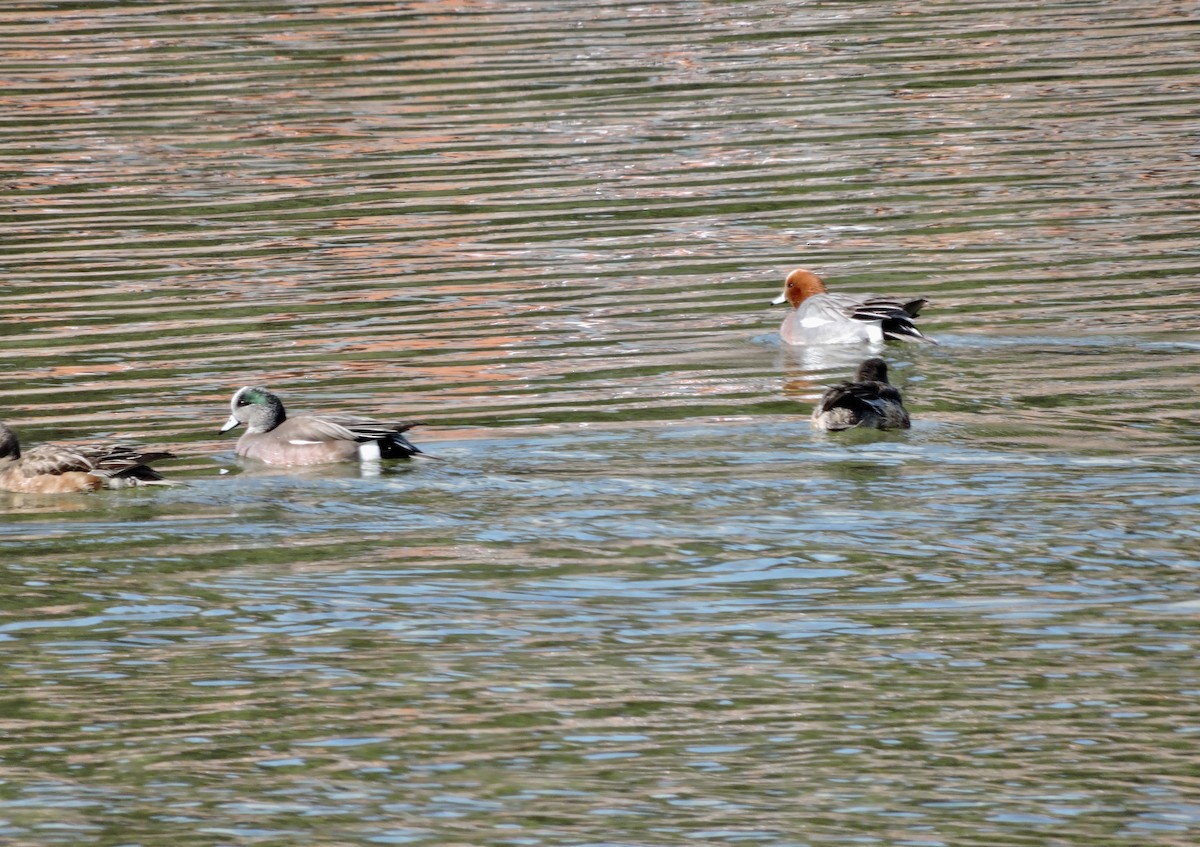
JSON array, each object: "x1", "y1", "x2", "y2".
[
  {"x1": 772, "y1": 268, "x2": 934, "y2": 345},
  {"x1": 811, "y1": 358, "x2": 911, "y2": 432},
  {"x1": 0, "y1": 422, "x2": 176, "y2": 494},
  {"x1": 220, "y1": 386, "x2": 425, "y2": 466}
]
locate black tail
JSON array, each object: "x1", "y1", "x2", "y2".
[
  {"x1": 380, "y1": 424, "x2": 425, "y2": 459},
  {"x1": 882, "y1": 317, "x2": 936, "y2": 344},
  {"x1": 115, "y1": 466, "x2": 179, "y2": 486},
  {"x1": 816, "y1": 383, "x2": 876, "y2": 419},
  {"x1": 855, "y1": 297, "x2": 936, "y2": 344}
]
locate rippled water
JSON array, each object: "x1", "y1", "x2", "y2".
[{"x1": 2, "y1": 0, "x2": 1200, "y2": 844}]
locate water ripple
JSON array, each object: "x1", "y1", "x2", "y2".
[{"x1": 2, "y1": 1, "x2": 1200, "y2": 845}]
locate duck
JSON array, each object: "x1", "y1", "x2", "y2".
[
  {"x1": 220, "y1": 386, "x2": 425, "y2": 466},
  {"x1": 0, "y1": 422, "x2": 176, "y2": 493},
  {"x1": 811, "y1": 358, "x2": 911, "y2": 432},
  {"x1": 772, "y1": 268, "x2": 934, "y2": 345}
]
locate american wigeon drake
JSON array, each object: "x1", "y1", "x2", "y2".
[
  {"x1": 811, "y1": 358, "x2": 911, "y2": 432},
  {"x1": 0, "y1": 421, "x2": 176, "y2": 493},
  {"x1": 220, "y1": 386, "x2": 425, "y2": 466},
  {"x1": 772, "y1": 268, "x2": 935, "y2": 345}
]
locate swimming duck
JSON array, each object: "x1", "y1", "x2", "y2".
[
  {"x1": 772, "y1": 268, "x2": 934, "y2": 345},
  {"x1": 811, "y1": 358, "x2": 911, "y2": 432},
  {"x1": 0, "y1": 422, "x2": 176, "y2": 493},
  {"x1": 220, "y1": 386, "x2": 425, "y2": 466}
]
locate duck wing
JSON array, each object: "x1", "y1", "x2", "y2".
[
  {"x1": 818, "y1": 380, "x2": 905, "y2": 416},
  {"x1": 309, "y1": 414, "x2": 426, "y2": 459},
  {"x1": 816, "y1": 380, "x2": 911, "y2": 430},
  {"x1": 286, "y1": 414, "x2": 423, "y2": 445},
  {"x1": 77, "y1": 443, "x2": 177, "y2": 487},
  {"x1": 852, "y1": 296, "x2": 934, "y2": 343},
  {"x1": 14, "y1": 444, "x2": 96, "y2": 477}
]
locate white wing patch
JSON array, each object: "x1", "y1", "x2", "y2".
[{"x1": 288, "y1": 439, "x2": 324, "y2": 445}]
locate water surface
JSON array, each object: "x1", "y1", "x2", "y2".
[{"x1": 2, "y1": 1, "x2": 1199, "y2": 845}]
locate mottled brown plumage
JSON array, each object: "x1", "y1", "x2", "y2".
[{"x1": 0, "y1": 422, "x2": 176, "y2": 494}]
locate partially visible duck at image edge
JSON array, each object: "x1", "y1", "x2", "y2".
[
  {"x1": 772, "y1": 268, "x2": 935, "y2": 346},
  {"x1": 811, "y1": 358, "x2": 911, "y2": 432},
  {"x1": 0, "y1": 421, "x2": 176, "y2": 494}
]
